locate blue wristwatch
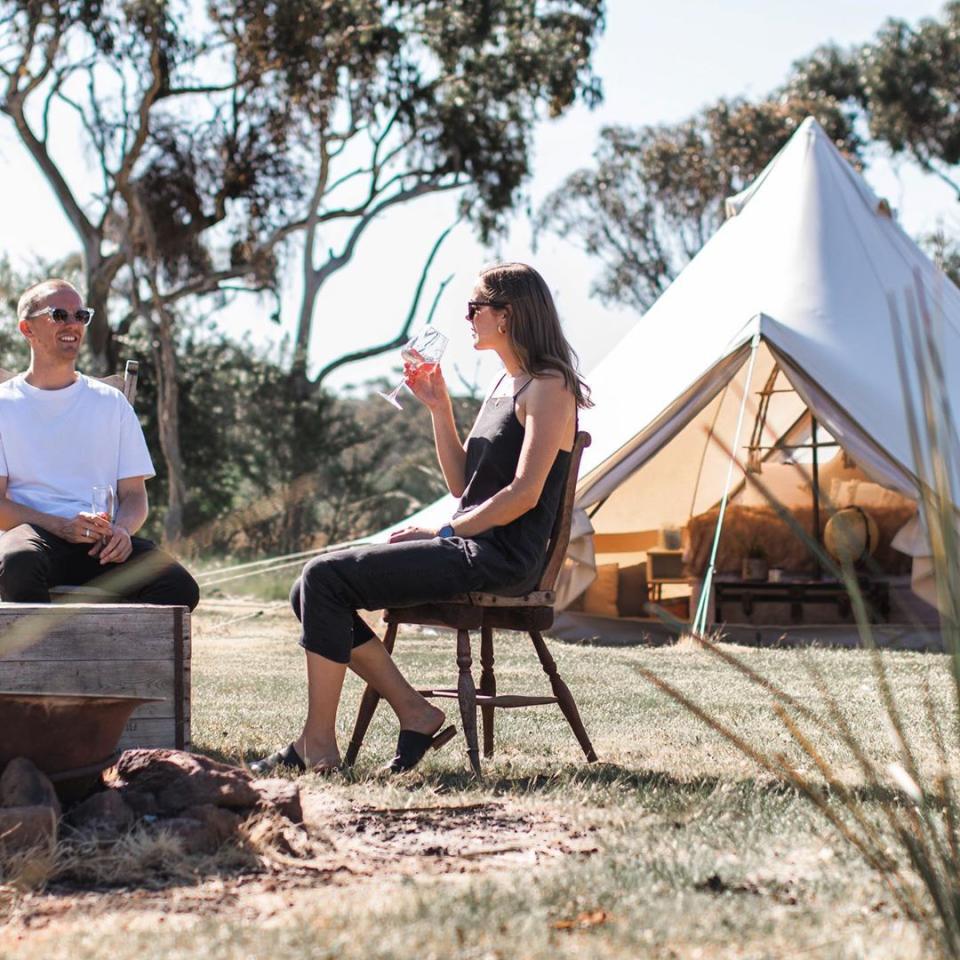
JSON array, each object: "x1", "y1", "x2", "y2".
[{"x1": 438, "y1": 523, "x2": 455, "y2": 538}]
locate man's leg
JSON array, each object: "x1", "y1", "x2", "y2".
[
  {"x1": 0, "y1": 524, "x2": 59, "y2": 602},
  {"x1": 80, "y1": 537, "x2": 200, "y2": 609}
]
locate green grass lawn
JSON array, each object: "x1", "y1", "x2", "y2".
[{"x1": 4, "y1": 599, "x2": 955, "y2": 959}]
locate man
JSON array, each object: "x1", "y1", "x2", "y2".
[{"x1": 0, "y1": 278, "x2": 199, "y2": 609}]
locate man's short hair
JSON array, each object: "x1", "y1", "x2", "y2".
[{"x1": 17, "y1": 279, "x2": 81, "y2": 322}]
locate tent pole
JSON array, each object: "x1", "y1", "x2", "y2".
[
  {"x1": 811, "y1": 415, "x2": 822, "y2": 580},
  {"x1": 692, "y1": 333, "x2": 762, "y2": 637}
]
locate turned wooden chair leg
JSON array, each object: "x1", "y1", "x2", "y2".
[
  {"x1": 529, "y1": 630, "x2": 598, "y2": 762},
  {"x1": 345, "y1": 622, "x2": 398, "y2": 766},
  {"x1": 479, "y1": 625, "x2": 496, "y2": 759},
  {"x1": 457, "y1": 628, "x2": 482, "y2": 778}
]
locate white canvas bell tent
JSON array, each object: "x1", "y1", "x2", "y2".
[{"x1": 371, "y1": 117, "x2": 960, "y2": 638}]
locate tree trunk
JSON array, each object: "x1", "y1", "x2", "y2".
[
  {"x1": 291, "y1": 271, "x2": 320, "y2": 394},
  {"x1": 152, "y1": 309, "x2": 186, "y2": 546},
  {"x1": 83, "y1": 250, "x2": 125, "y2": 375}
]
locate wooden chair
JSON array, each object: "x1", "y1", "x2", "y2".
[
  {"x1": 0, "y1": 361, "x2": 141, "y2": 602},
  {"x1": 345, "y1": 431, "x2": 598, "y2": 778}
]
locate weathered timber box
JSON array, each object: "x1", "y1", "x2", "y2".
[{"x1": 0, "y1": 604, "x2": 190, "y2": 750}]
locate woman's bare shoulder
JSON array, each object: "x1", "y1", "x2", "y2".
[{"x1": 528, "y1": 371, "x2": 574, "y2": 400}]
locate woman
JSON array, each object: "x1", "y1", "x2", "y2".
[{"x1": 252, "y1": 262, "x2": 592, "y2": 775}]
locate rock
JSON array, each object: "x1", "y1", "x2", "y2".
[
  {"x1": 250, "y1": 778, "x2": 302, "y2": 823},
  {"x1": 65, "y1": 789, "x2": 135, "y2": 836},
  {"x1": 0, "y1": 758, "x2": 61, "y2": 819},
  {"x1": 0, "y1": 805, "x2": 57, "y2": 854},
  {"x1": 116, "y1": 749, "x2": 259, "y2": 814},
  {"x1": 115, "y1": 786, "x2": 160, "y2": 818},
  {"x1": 182, "y1": 804, "x2": 242, "y2": 845},
  {"x1": 155, "y1": 815, "x2": 231, "y2": 856}
]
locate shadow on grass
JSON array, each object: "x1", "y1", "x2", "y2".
[{"x1": 332, "y1": 759, "x2": 928, "y2": 810}]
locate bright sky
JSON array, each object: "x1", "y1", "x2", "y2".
[{"x1": 0, "y1": 0, "x2": 953, "y2": 396}]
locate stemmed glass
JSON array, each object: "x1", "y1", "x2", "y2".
[
  {"x1": 91, "y1": 484, "x2": 115, "y2": 531},
  {"x1": 377, "y1": 327, "x2": 449, "y2": 410}
]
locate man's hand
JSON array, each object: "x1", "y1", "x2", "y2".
[
  {"x1": 95, "y1": 524, "x2": 133, "y2": 564},
  {"x1": 387, "y1": 526, "x2": 437, "y2": 543},
  {"x1": 59, "y1": 512, "x2": 112, "y2": 545}
]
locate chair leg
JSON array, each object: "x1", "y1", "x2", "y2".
[
  {"x1": 345, "y1": 622, "x2": 398, "y2": 766},
  {"x1": 479, "y1": 625, "x2": 496, "y2": 759},
  {"x1": 529, "y1": 630, "x2": 598, "y2": 763},
  {"x1": 457, "y1": 628, "x2": 482, "y2": 778}
]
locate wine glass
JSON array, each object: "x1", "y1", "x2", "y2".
[
  {"x1": 91, "y1": 484, "x2": 115, "y2": 524},
  {"x1": 377, "y1": 327, "x2": 449, "y2": 410}
]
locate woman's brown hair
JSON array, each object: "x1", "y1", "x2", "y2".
[{"x1": 477, "y1": 262, "x2": 593, "y2": 409}]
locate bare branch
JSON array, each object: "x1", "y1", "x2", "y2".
[
  {"x1": 113, "y1": 40, "x2": 165, "y2": 196},
  {"x1": 312, "y1": 218, "x2": 458, "y2": 386}
]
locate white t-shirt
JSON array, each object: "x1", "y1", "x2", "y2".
[{"x1": 0, "y1": 373, "x2": 155, "y2": 522}]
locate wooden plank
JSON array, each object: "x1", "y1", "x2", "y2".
[
  {"x1": 0, "y1": 605, "x2": 182, "y2": 660},
  {"x1": 119, "y1": 716, "x2": 191, "y2": 751},
  {"x1": 0, "y1": 661, "x2": 189, "y2": 720}
]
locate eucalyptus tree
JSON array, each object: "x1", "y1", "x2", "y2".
[
  {"x1": 789, "y1": 2, "x2": 960, "y2": 199},
  {"x1": 213, "y1": 1, "x2": 606, "y2": 387},
  {"x1": 0, "y1": 0, "x2": 604, "y2": 541}
]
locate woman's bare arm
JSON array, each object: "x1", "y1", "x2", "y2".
[{"x1": 406, "y1": 364, "x2": 468, "y2": 497}]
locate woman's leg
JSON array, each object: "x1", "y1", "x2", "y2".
[
  {"x1": 290, "y1": 578, "x2": 443, "y2": 754},
  {"x1": 294, "y1": 651, "x2": 348, "y2": 768},
  {"x1": 286, "y1": 539, "x2": 480, "y2": 765},
  {"x1": 348, "y1": 637, "x2": 445, "y2": 734}
]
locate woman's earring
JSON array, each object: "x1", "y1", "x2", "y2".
[{"x1": 498, "y1": 325, "x2": 506, "y2": 334}]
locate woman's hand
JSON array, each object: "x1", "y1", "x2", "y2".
[
  {"x1": 404, "y1": 362, "x2": 449, "y2": 411},
  {"x1": 388, "y1": 526, "x2": 438, "y2": 544}
]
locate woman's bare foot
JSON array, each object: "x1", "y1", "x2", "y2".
[
  {"x1": 396, "y1": 697, "x2": 446, "y2": 736},
  {"x1": 295, "y1": 734, "x2": 342, "y2": 772}
]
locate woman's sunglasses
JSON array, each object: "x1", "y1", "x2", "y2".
[
  {"x1": 27, "y1": 306, "x2": 95, "y2": 326},
  {"x1": 466, "y1": 299, "x2": 507, "y2": 320}
]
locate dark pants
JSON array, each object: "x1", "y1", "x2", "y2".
[
  {"x1": 0, "y1": 523, "x2": 200, "y2": 609},
  {"x1": 290, "y1": 538, "x2": 485, "y2": 663}
]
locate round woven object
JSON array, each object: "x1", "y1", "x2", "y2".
[{"x1": 824, "y1": 507, "x2": 879, "y2": 565}]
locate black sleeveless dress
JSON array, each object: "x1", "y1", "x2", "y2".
[{"x1": 452, "y1": 376, "x2": 571, "y2": 595}]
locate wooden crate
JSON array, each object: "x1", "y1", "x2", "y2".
[{"x1": 0, "y1": 604, "x2": 190, "y2": 750}]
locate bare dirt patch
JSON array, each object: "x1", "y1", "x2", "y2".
[{"x1": 0, "y1": 790, "x2": 597, "y2": 944}]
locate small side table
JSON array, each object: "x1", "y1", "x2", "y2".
[{"x1": 647, "y1": 548, "x2": 686, "y2": 602}]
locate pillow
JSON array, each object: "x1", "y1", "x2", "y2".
[
  {"x1": 580, "y1": 563, "x2": 619, "y2": 618},
  {"x1": 617, "y1": 562, "x2": 648, "y2": 617},
  {"x1": 830, "y1": 478, "x2": 914, "y2": 511}
]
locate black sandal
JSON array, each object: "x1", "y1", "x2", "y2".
[
  {"x1": 384, "y1": 725, "x2": 457, "y2": 773},
  {"x1": 250, "y1": 742, "x2": 307, "y2": 776}
]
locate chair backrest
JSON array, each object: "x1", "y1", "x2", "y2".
[
  {"x1": 0, "y1": 359, "x2": 139, "y2": 405},
  {"x1": 537, "y1": 430, "x2": 591, "y2": 592}
]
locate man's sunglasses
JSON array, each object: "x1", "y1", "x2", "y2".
[
  {"x1": 27, "y1": 306, "x2": 95, "y2": 326},
  {"x1": 466, "y1": 299, "x2": 508, "y2": 320}
]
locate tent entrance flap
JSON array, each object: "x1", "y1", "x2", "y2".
[{"x1": 578, "y1": 342, "x2": 754, "y2": 512}]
